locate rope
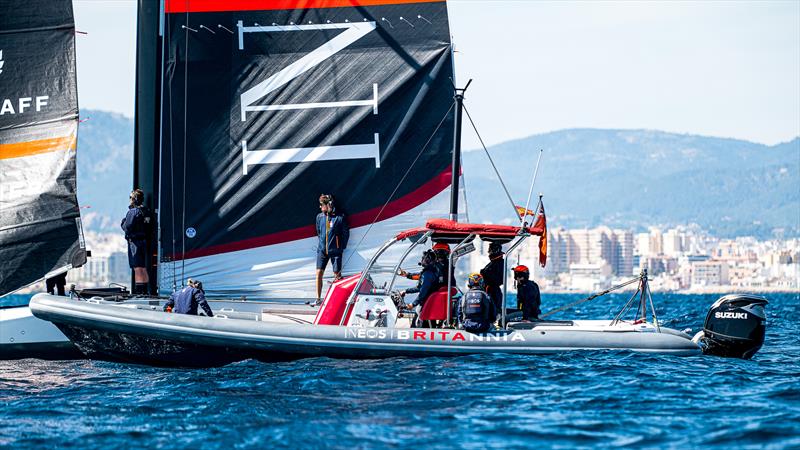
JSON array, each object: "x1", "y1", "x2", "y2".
[
  {"x1": 540, "y1": 275, "x2": 642, "y2": 319},
  {"x1": 342, "y1": 101, "x2": 456, "y2": 268},
  {"x1": 180, "y1": 8, "x2": 190, "y2": 285},
  {"x1": 462, "y1": 104, "x2": 519, "y2": 219},
  {"x1": 166, "y1": 15, "x2": 177, "y2": 291}
]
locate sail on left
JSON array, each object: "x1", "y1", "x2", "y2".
[{"x1": 0, "y1": 0, "x2": 86, "y2": 296}]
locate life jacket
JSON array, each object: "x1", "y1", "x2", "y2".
[{"x1": 461, "y1": 289, "x2": 491, "y2": 323}]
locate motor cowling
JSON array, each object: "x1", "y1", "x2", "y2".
[{"x1": 693, "y1": 294, "x2": 768, "y2": 359}]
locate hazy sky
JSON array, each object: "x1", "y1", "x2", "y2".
[{"x1": 73, "y1": 0, "x2": 800, "y2": 147}]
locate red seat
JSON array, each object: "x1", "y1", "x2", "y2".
[
  {"x1": 314, "y1": 273, "x2": 372, "y2": 326},
  {"x1": 418, "y1": 287, "x2": 458, "y2": 321}
]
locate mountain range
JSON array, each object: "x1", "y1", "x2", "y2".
[
  {"x1": 462, "y1": 129, "x2": 799, "y2": 238},
  {"x1": 75, "y1": 110, "x2": 799, "y2": 238}
]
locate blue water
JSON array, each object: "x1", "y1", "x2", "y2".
[{"x1": 1, "y1": 292, "x2": 798, "y2": 449}]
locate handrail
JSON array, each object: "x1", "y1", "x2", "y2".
[
  {"x1": 502, "y1": 233, "x2": 529, "y2": 328},
  {"x1": 447, "y1": 233, "x2": 475, "y2": 325},
  {"x1": 339, "y1": 237, "x2": 399, "y2": 326},
  {"x1": 388, "y1": 231, "x2": 432, "y2": 292}
]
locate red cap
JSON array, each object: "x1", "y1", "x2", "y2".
[
  {"x1": 432, "y1": 242, "x2": 451, "y2": 253},
  {"x1": 512, "y1": 265, "x2": 529, "y2": 274}
]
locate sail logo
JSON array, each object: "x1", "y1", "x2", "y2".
[{"x1": 237, "y1": 21, "x2": 381, "y2": 175}]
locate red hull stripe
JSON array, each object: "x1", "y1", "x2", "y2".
[
  {"x1": 165, "y1": 0, "x2": 443, "y2": 14},
  {"x1": 172, "y1": 166, "x2": 453, "y2": 260}
]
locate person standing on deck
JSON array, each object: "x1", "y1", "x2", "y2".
[
  {"x1": 121, "y1": 189, "x2": 151, "y2": 295},
  {"x1": 314, "y1": 194, "x2": 349, "y2": 305},
  {"x1": 480, "y1": 242, "x2": 505, "y2": 319},
  {"x1": 45, "y1": 272, "x2": 67, "y2": 296},
  {"x1": 512, "y1": 265, "x2": 541, "y2": 321}
]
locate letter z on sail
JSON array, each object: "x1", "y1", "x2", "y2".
[{"x1": 237, "y1": 21, "x2": 380, "y2": 174}]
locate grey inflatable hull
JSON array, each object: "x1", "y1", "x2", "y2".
[{"x1": 30, "y1": 294, "x2": 701, "y2": 367}]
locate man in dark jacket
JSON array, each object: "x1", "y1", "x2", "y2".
[
  {"x1": 512, "y1": 265, "x2": 541, "y2": 321},
  {"x1": 314, "y1": 194, "x2": 349, "y2": 304},
  {"x1": 164, "y1": 279, "x2": 214, "y2": 317},
  {"x1": 397, "y1": 242, "x2": 454, "y2": 288},
  {"x1": 457, "y1": 273, "x2": 495, "y2": 333},
  {"x1": 402, "y1": 250, "x2": 441, "y2": 327},
  {"x1": 121, "y1": 189, "x2": 151, "y2": 295},
  {"x1": 480, "y1": 242, "x2": 505, "y2": 319}
]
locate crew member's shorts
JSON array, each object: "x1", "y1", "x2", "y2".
[
  {"x1": 128, "y1": 239, "x2": 146, "y2": 268},
  {"x1": 316, "y1": 251, "x2": 342, "y2": 273}
]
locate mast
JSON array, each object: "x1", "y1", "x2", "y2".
[
  {"x1": 449, "y1": 79, "x2": 471, "y2": 221},
  {"x1": 133, "y1": 0, "x2": 163, "y2": 294}
]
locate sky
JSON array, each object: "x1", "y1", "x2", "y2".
[{"x1": 73, "y1": 0, "x2": 800, "y2": 148}]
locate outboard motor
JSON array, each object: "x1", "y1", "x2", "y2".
[{"x1": 693, "y1": 294, "x2": 768, "y2": 359}]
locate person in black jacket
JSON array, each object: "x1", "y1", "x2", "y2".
[
  {"x1": 164, "y1": 279, "x2": 214, "y2": 317},
  {"x1": 121, "y1": 189, "x2": 151, "y2": 295},
  {"x1": 457, "y1": 273, "x2": 495, "y2": 333},
  {"x1": 314, "y1": 194, "x2": 349, "y2": 305},
  {"x1": 512, "y1": 265, "x2": 541, "y2": 321},
  {"x1": 401, "y1": 250, "x2": 441, "y2": 327},
  {"x1": 480, "y1": 242, "x2": 505, "y2": 319}
]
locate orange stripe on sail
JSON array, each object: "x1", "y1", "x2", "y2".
[{"x1": 0, "y1": 135, "x2": 76, "y2": 160}]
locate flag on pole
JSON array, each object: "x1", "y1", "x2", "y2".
[
  {"x1": 515, "y1": 205, "x2": 536, "y2": 218},
  {"x1": 532, "y1": 201, "x2": 547, "y2": 268}
]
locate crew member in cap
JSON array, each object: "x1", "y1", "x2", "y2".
[
  {"x1": 401, "y1": 250, "x2": 442, "y2": 327},
  {"x1": 480, "y1": 242, "x2": 505, "y2": 319},
  {"x1": 512, "y1": 265, "x2": 541, "y2": 321},
  {"x1": 121, "y1": 188, "x2": 152, "y2": 295},
  {"x1": 164, "y1": 279, "x2": 214, "y2": 317},
  {"x1": 314, "y1": 194, "x2": 349, "y2": 305},
  {"x1": 397, "y1": 242, "x2": 455, "y2": 288}
]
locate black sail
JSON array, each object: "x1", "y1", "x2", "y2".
[
  {"x1": 159, "y1": 0, "x2": 459, "y2": 298},
  {"x1": 0, "y1": 0, "x2": 86, "y2": 296}
]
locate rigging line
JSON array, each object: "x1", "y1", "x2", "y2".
[
  {"x1": 167, "y1": 16, "x2": 177, "y2": 290},
  {"x1": 540, "y1": 275, "x2": 642, "y2": 319},
  {"x1": 156, "y1": 7, "x2": 168, "y2": 295},
  {"x1": 462, "y1": 104, "x2": 519, "y2": 219},
  {"x1": 342, "y1": 101, "x2": 457, "y2": 269},
  {"x1": 180, "y1": 8, "x2": 189, "y2": 285}
]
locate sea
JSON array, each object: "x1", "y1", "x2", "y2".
[{"x1": 1, "y1": 292, "x2": 798, "y2": 449}]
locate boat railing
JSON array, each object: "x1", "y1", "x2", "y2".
[
  {"x1": 447, "y1": 233, "x2": 476, "y2": 324},
  {"x1": 388, "y1": 231, "x2": 433, "y2": 292},
  {"x1": 342, "y1": 236, "x2": 401, "y2": 325}
]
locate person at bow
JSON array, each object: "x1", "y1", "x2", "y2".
[
  {"x1": 512, "y1": 265, "x2": 541, "y2": 321},
  {"x1": 314, "y1": 194, "x2": 349, "y2": 306}
]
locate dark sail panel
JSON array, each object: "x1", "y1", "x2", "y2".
[
  {"x1": 159, "y1": 0, "x2": 457, "y2": 298},
  {"x1": 0, "y1": 0, "x2": 86, "y2": 296}
]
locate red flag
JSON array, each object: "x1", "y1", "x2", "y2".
[
  {"x1": 533, "y1": 203, "x2": 547, "y2": 268},
  {"x1": 515, "y1": 205, "x2": 536, "y2": 218}
]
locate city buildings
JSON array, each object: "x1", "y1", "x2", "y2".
[{"x1": 467, "y1": 224, "x2": 799, "y2": 293}]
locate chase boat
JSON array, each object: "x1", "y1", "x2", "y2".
[{"x1": 29, "y1": 219, "x2": 769, "y2": 367}]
